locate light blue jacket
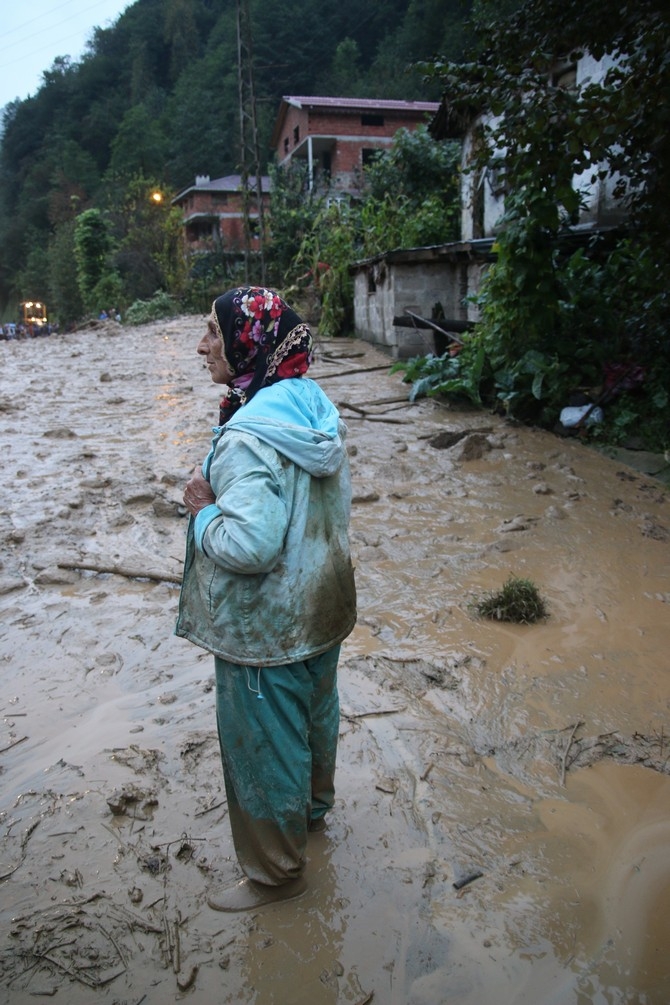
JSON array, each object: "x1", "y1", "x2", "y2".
[{"x1": 175, "y1": 378, "x2": 357, "y2": 665}]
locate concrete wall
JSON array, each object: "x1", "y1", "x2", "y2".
[
  {"x1": 351, "y1": 247, "x2": 490, "y2": 358},
  {"x1": 460, "y1": 53, "x2": 628, "y2": 239},
  {"x1": 573, "y1": 53, "x2": 627, "y2": 227},
  {"x1": 460, "y1": 115, "x2": 505, "y2": 240}
]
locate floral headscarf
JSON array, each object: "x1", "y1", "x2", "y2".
[{"x1": 210, "y1": 287, "x2": 313, "y2": 423}]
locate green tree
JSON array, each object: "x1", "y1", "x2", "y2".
[
  {"x1": 316, "y1": 39, "x2": 365, "y2": 96},
  {"x1": 47, "y1": 220, "x2": 85, "y2": 324},
  {"x1": 164, "y1": 39, "x2": 239, "y2": 184},
  {"x1": 424, "y1": 0, "x2": 670, "y2": 253},
  {"x1": 108, "y1": 105, "x2": 168, "y2": 179},
  {"x1": 108, "y1": 176, "x2": 188, "y2": 303},
  {"x1": 266, "y1": 161, "x2": 322, "y2": 286},
  {"x1": 14, "y1": 231, "x2": 50, "y2": 308},
  {"x1": 414, "y1": 0, "x2": 670, "y2": 444},
  {"x1": 74, "y1": 208, "x2": 114, "y2": 312},
  {"x1": 294, "y1": 201, "x2": 358, "y2": 337},
  {"x1": 0, "y1": 0, "x2": 475, "y2": 313},
  {"x1": 361, "y1": 125, "x2": 460, "y2": 254}
]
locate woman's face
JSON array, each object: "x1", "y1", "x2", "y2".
[{"x1": 197, "y1": 320, "x2": 235, "y2": 385}]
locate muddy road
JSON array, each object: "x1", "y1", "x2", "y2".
[{"x1": 1, "y1": 317, "x2": 668, "y2": 1004}]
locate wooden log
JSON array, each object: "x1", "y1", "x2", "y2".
[{"x1": 58, "y1": 561, "x2": 182, "y2": 584}]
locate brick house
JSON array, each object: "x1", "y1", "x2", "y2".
[
  {"x1": 171, "y1": 174, "x2": 271, "y2": 253},
  {"x1": 172, "y1": 97, "x2": 438, "y2": 252},
  {"x1": 270, "y1": 95, "x2": 440, "y2": 194}
]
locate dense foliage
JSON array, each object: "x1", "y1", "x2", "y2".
[
  {"x1": 399, "y1": 0, "x2": 670, "y2": 451},
  {"x1": 0, "y1": 0, "x2": 472, "y2": 323}
]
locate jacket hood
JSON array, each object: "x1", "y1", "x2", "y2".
[{"x1": 222, "y1": 378, "x2": 346, "y2": 478}]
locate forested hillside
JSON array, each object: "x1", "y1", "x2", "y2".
[{"x1": 0, "y1": 0, "x2": 472, "y2": 317}]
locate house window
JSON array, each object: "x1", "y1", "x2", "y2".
[
  {"x1": 284, "y1": 137, "x2": 289, "y2": 154},
  {"x1": 361, "y1": 113, "x2": 384, "y2": 126},
  {"x1": 212, "y1": 194, "x2": 228, "y2": 205},
  {"x1": 485, "y1": 159, "x2": 506, "y2": 198},
  {"x1": 322, "y1": 151, "x2": 331, "y2": 174},
  {"x1": 361, "y1": 148, "x2": 380, "y2": 167},
  {"x1": 293, "y1": 125, "x2": 300, "y2": 145}
]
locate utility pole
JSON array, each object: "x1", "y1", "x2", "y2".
[{"x1": 236, "y1": 0, "x2": 266, "y2": 284}]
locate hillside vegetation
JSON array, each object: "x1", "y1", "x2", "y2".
[{"x1": 0, "y1": 0, "x2": 471, "y2": 317}]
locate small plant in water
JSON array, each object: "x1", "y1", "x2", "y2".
[{"x1": 473, "y1": 575, "x2": 548, "y2": 624}]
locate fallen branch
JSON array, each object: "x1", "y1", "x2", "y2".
[
  {"x1": 0, "y1": 818, "x2": 40, "y2": 881},
  {"x1": 342, "y1": 395, "x2": 410, "y2": 408},
  {"x1": 172, "y1": 911, "x2": 181, "y2": 974},
  {"x1": 402, "y1": 309, "x2": 466, "y2": 346},
  {"x1": 32, "y1": 949, "x2": 125, "y2": 989},
  {"x1": 337, "y1": 401, "x2": 369, "y2": 415},
  {"x1": 0, "y1": 735, "x2": 28, "y2": 754},
  {"x1": 337, "y1": 397, "x2": 413, "y2": 418},
  {"x1": 316, "y1": 364, "x2": 393, "y2": 380},
  {"x1": 57, "y1": 561, "x2": 181, "y2": 585},
  {"x1": 420, "y1": 762, "x2": 435, "y2": 781},
  {"x1": 343, "y1": 707, "x2": 406, "y2": 720},
  {"x1": 319, "y1": 351, "x2": 366, "y2": 362},
  {"x1": 177, "y1": 965, "x2": 199, "y2": 992},
  {"x1": 453, "y1": 870, "x2": 483, "y2": 891},
  {"x1": 560, "y1": 720, "x2": 584, "y2": 785},
  {"x1": 195, "y1": 800, "x2": 225, "y2": 818},
  {"x1": 342, "y1": 415, "x2": 408, "y2": 424},
  {"x1": 162, "y1": 902, "x2": 174, "y2": 971}
]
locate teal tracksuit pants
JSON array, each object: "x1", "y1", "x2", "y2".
[{"x1": 214, "y1": 644, "x2": 340, "y2": 886}]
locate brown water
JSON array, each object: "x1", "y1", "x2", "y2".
[{"x1": 0, "y1": 319, "x2": 668, "y2": 1004}]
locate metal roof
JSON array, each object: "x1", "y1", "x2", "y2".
[
  {"x1": 172, "y1": 174, "x2": 271, "y2": 203},
  {"x1": 282, "y1": 95, "x2": 440, "y2": 112}
]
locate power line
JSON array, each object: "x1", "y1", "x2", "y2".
[
  {"x1": 0, "y1": 0, "x2": 126, "y2": 56},
  {"x1": 1, "y1": 32, "x2": 97, "y2": 75},
  {"x1": 237, "y1": 0, "x2": 266, "y2": 283},
  {"x1": 2, "y1": 1, "x2": 85, "y2": 39}
]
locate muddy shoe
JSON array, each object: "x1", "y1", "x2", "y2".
[{"x1": 207, "y1": 876, "x2": 308, "y2": 912}]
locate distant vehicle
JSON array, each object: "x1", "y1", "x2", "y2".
[{"x1": 19, "y1": 300, "x2": 47, "y2": 330}]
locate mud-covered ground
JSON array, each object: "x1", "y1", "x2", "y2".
[{"x1": 1, "y1": 317, "x2": 669, "y2": 1005}]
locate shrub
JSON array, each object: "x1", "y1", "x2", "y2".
[
  {"x1": 472, "y1": 576, "x2": 548, "y2": 624},
  {"x1": 124, "y1": 291, "x2": 178, "y2": 325}
]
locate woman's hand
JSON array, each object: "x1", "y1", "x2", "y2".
[{"x1": 183, "y1": 467, "x2": 216, "y2": 516}]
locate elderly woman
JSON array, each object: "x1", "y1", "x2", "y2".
[{"x1": 176, "y1": 287, "x2": 357, "y2": 911}]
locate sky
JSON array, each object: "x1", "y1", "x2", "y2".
[{"x1": 0, "y1": 0, "x2": 133, "y2": 111}]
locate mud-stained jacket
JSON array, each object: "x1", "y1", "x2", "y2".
[{"x1": 175, "y1": 377, "x2": 357, "y2": 666}]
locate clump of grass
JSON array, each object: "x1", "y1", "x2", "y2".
[{"x1": 472, "y1": 575, "x2": 548, "y2": 624}]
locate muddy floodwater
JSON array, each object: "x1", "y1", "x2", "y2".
[{"x1": 0, "y1": 317, "x2": 669, "y2": 1005}]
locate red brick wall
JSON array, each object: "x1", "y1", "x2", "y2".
[
  {"x1": 275, "y1": 104, "x2": 432, "y2": 184},
  {"x1": 180, "y1": 188, "x2": 269, "y2": 252},
  {"x1": 306, "y1": 110, "x2": 421, "y2": 138},
  {"x1": 278, "y1": 106, "x2": 308, "y2": 156}
]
